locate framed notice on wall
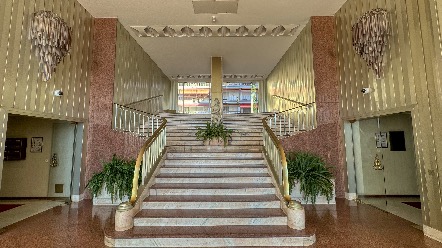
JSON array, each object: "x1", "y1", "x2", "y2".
[
  {"x1": 375, "y1": 132, "x2": 388, "y2": 148},
  {"x1": 30, "y1": 137, "x2": 43, "y2": 153}
]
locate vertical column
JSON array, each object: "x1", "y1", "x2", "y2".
[
  {"x1": 0, "y1": 108, "x2": 8, "y2": 191},
  {"x1": 211, "y1": 57, "x2": 223, "y2": 123}
]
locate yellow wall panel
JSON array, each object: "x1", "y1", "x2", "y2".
[
  {"x1": 266, "y1": 22, "x2": 315, "y2": 112},
  {"x1": 114, "y1": 22, "x2": 172, "y2": 112}
]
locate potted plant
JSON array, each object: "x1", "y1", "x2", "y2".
[
  {"x1": 195, "y1": 121, "x2": 233, "y2": 147},
  {"x1": 86, "y1": 155, "x2": 140, "y2": 205},
  {"x1": 286, "y1": 152, "x2": 335, "y2": 204}
]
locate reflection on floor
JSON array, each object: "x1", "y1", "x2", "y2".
[
  {"x1": 0, "y1": 200, "x2": 65, "y2": 229},
  {"x1": 360, "y1": 196, "x2": 422, "y2": 226},
  {"x1": 0, "y1": 199, "x2": 440, "y2": 247}
]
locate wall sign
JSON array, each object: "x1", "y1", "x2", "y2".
[
  {"x1": 375, "y1": 132, "x2": 388, "y2": 148},
  {"x1": 30, "y1": 137, "x2": 43, "y2": 153}
]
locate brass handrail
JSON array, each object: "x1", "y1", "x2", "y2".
[
  {"x1": 125, "y1": 95, "x2": 163, "y2": 107},
  {"x1": 129, "y1": 117, "x2": 167, "y2": 204},
  {"x1": 278, "y1": 102, "x2": 316, "y2": 114},
  {"x1": 262, "y1": 118, "x2": 291, "y2": 203}
]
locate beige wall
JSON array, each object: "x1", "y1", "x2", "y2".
[
  {"x1": 0, "y1": 0, "x2": 93, "y2": 122},
  {"x1": 355, "y1": 114, "x2": 419, "y2": 195},
  {"x1": 114, "y1": 22, "x2": 172, "y2": 111},
  {"x1": 336, "y1": 0, "x2": 442, "y2": 233},
  {"x1": 265, "y1": 22, "x2": 315, "y2": 112},
  {"x1": 0, "y1": 116, "x2": 55, "y2": 197}
]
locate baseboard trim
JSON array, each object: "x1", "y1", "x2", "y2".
[
  {"x1": 424, "y1": 225, "x2": 442, "y2": 243},
  {"x1": 345, "y1": 193, "x2": 357, "y2": 200},
  {"x1": 71, "y1": 193, "x2": 85, "y2": 202}
]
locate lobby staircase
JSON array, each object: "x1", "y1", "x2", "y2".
[{"x1": 105, "y1": 114, "x2": 315, "y2": 247}]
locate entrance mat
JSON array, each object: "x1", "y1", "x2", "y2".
[
  {"x1": 402, "y1": 202, "x2": 421, "y2": 209},
  {"x1": 0, "y1": 204, "x2": 22, "y2": 213}
]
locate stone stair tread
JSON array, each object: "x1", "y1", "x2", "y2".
[
  {"x1": 135, "y1": 208, "x2": 286, "y2": 218},
  {"x1": 166, "y1": 158, "x2": 264, "y2": 161},
  {"x1": 135, "y1": 208, "x2": 285, "y2": 218},
  {"x1": 162, "y1": 164, "x2": 266, "y2": 168},
  {"x1": 151, "y1": 183, "x2": 274, "y2": 189},
  {"x1": 105, "y1": 225, "x2": 314, "y2": 239},
  {"x1": 144, "y1": 195, "x2": 280, "y2": 202},
  {"x1": 168, "y1": 151, "x2": 262, "y2": 154},
  {"x1": 156, "y1": 173, "x2": 269, "y2": 178}
]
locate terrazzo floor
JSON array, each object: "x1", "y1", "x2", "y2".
[{"x1": 0, "y1": 199, "x2": 440, "y2": 248}]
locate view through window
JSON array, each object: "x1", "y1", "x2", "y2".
[{"x1": 177, "y1": 82, "x2": 259, "y2": 114}]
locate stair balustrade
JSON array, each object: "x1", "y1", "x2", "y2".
[
  {"x1": 262, "y1": 117, "x2": 304, "y2": 215},
  {"x1": 113, "y1": 103, "x2": 161, "y2": 137},
  {"x1": 268, "y1": 101, "x2": 317, "y2": 137}
]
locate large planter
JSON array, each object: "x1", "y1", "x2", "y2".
[
  {"x1": 203, "y1": 139, "x2": 227, "y2": 146},
  {"x1": 92, "y1": 184, "x2": 129, "y2": 206},
  {"x1": 290, "y1": 179, "x2": 336, "y2": 205}
]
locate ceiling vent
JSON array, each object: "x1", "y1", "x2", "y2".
[{"x1": 192, "y1": 0, "x2": 239, "y2": 14}]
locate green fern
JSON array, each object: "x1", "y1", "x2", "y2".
[
  {"x1": 286, "y1": 152, "x2": 334, "y2": 204},
  {"x1": 195, "y1": 121, "x2": 233, "y2": 147},
  {"x1": 86, "y1": 155, "x2": 140, "y2": 202}
]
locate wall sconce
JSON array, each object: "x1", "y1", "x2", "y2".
[
  {"x1": 352, "y1": 8, "x2": 390, "y2": 79},
  {"x1": 29, "y1": 11, "x2": 72, "y2": 82}
]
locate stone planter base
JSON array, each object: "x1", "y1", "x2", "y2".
[
  {"x1": 290, "y1": 179, "x2": 336, "y2": 205},
  {"x1": 203, "y1": 140, "x2": 227, "y2": 146},
  {"x1": 92, "y1": 185, "x2": 129, "y2": 206}
]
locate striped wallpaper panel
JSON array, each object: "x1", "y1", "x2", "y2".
[{"x1": 0, "y1": 0, "x2": 93, "y2": 122}]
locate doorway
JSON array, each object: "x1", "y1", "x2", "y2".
[
  {"x1": 345, "y1": 112, "x2": 422, "y2": 225},
  {"x1": 0, "y1": 115, "x2": 82, "y2": 201}
]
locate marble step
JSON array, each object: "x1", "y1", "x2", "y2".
[
  {"x1": 166, "y1": 132, "x2": 262, "y2": 138},
  {"x1": 164, "y1": 158, "x2": 265, "y2": 166},
  {"x1": 142, "y1": 195, "x2": 280, "y2": 209},
  {"x1": 167, "y1": 140, "x2": 263, "y2": 146},
  {"x1": 155, "y1": 176, "x2": 272, "y2": 183},
  {"x1": 149, "y1": 183, "x2": 276, "y2": 196},
  {"x1": 133, "y1": 209, "x2": 287, "y2": 226},
  {"x1": 160, "y1": 167, "x2": 268, "y2": 174},
  {"x1": 104, "y1": 225, "x2": 316, "y2": 247},
  {"x1": 167, "y1": 136, "x2": 263, "y2": 141},
  {"x1": 166, "y1": 152, "x2": 263, "y2": 159},
  {"x1": 167, "y1": 145, "x2": 263, "y2": 152}
]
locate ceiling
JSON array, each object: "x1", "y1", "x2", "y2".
[{"x1": 76, "y1": 0, "x2": 347, "y2": 79}]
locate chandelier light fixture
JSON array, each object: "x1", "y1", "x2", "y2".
[
  {"x1": 28, "y1": 10, "x2": 72, "y2": 82},
  {"x1": 352, "y1": 8, "x2": 390, "y2": 78}
]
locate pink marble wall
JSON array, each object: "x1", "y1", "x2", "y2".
[
  {"x1": 82, "y1": 19, "x2": 145, "y2": 197},
  {"x1": 281, "y1": 17, "x2": 346, "y2": 198}
]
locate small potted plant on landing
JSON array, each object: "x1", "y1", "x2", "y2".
[
  {"x1": 86, "y1": 155, "x2": 141, "y2": 205},
  {"x1": 286, "y1": 152, "x2": 335, "y2": 204},
  {"x1": 195, "y1": 121, "x2": 233, "y2": 147}
]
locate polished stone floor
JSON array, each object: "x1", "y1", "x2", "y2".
[{"x1": 0, "y1": 199, "x2": 441, "y2": 248}]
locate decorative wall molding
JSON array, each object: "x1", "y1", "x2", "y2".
[
  {"x1": 131, "y1": 24, "x2": 299, "y2": 38},
  {"x1": 352, "y1": 8, "x2": 390, "y2": 79},
  {"x1": 170, "y1": 74, "x2": 265, "y2": 81},
  {"x1": 423, "y1": 225, "x2": 442, "y2": 244}
]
